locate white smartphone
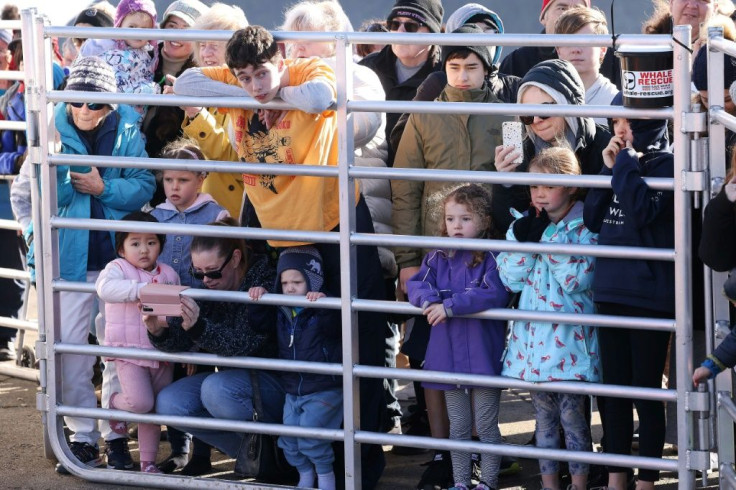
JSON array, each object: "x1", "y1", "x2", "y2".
[{"x1": 502, "y1": 121, "x2": 524, "y2": 164}]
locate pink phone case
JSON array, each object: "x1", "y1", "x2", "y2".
[{"x1": 139, "y1": 284, "x2": 189, "y2": 317}]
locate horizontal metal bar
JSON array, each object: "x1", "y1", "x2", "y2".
[
  {"x1": 44, "y1": 25, "x2": 671, "y2": 48},
  {"x1": 0, "y1": 71, "x2": 23, "y2": 81},
  {"x1": 710, "y1": 36, "x2": 736, "y2": 60},
  {"x1": 50, "y1": 217, "x2": 339, "y2": 245},
  {"x1": 355, "y1": 365, "x2": 676, "y2": 401},
  {"x1": 357, "y1": 432, "x2": 678, "y2": 472},
  {"x1": 350, "y1": 100, "x2": 674, "y2": 119},
  {"x1": 0, "y1": 363, "x2": 38, "y2": 381},
  {"x1": 0, "y1": 218, "x2": 22, "y2": 231},
  {"x1": 0, "y1": 316, "x2": 37, "y2": 332},
  {"x1": 0, "y1": 266, "x2": 30, "y2": 281},
  {"x1": 711, "y1": 107, "x2": 736, "y2": 134},
  {"x1": 0, "y1": 120, "x2": 27, "y2": 131},
  {"x1": 0, "y1": 20, "x2": 19, "y2": 30}
]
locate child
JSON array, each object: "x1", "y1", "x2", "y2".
[
  {"x1": 406, "y1": 184, "x2": 510, "y2": 490},
  {"x1": 95, "y1": 211, "x2": 179, "y2": 473},
  {"x1": 694, "y1": 271, "x2": 736, "y2": 386},
  {"x1": 151, "y1": 139, "x2": 229, "y2": 289},
  {"x1": 249, "y1": 246, "x2": 342, "y2": 490},
  {"x1": 583, "y1": 94, "x2": 673, "y2": 490},
  {"x1": 497, "y1": 147, "x2": 599, "y2": 490},
  {"x1": 554, "y1": 6, "x2": 618, "y2": 124}
]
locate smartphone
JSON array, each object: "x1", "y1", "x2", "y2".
[
  {"x1": 139, "y1": 284, "x2": 189, "y2": 317},
  {"x1": 502, "y1": 121, "x2": 524, "y2": 165}
]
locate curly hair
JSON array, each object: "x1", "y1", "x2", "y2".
[
  {"x1": 438, "y1": 184, "x2": 495, "y2": 268},
  {"x1": 226, "y1": 25, "x2": 281, "y2": 72}
]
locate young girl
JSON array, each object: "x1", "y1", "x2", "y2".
[
  {"x1": 151, "y1": 139, "x2": 229, "y2": 289},
  {"x1": 95, "y1": 211, "x2": 179, "y2": 474},
  {"x1": 407, "y1": 184, "x2": 509, "y2": 490},
  {"x1": 497, "y1": 147, "x2": 599, "y2": 490}
]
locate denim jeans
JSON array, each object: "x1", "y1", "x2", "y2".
[{"x1": 156, "y1": 368, "x2": 285, "y2": 457}]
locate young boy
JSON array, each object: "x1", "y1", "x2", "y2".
[
  {"x1": 249, "y1": 246, "x2": 342, "y2": 490},
  {"x1": 554, "y1": 6, "x2": 618, "y2": 124},
  {"x1": 391, "y1": 24, "x2": 513, "y2": 488}
]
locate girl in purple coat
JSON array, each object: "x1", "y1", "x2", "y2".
[{"x1": 407, "y1": 184, "x2": 509, "y2": 490}]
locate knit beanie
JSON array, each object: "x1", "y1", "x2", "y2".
[
  {"x1": 115, "y1": 0, "x2": 157, "y2": 28},
  {"x1": 276, "y1": 246, "x2": 324, "y2": 293},
  {"x1": 160, "y1": 0, "x2": 209, "y2": 28},
  {"x1": 387, "y1": 0, "x2": 444, "y2": 34},
  {"x1": 540, "y1": 0, "x2": 590, "y2": 23},
  {"x1": 74, "y1": 7, "x2": 114, "y2": 28},
  {"x1": 0, "y1": 29, "x2": 12, "y2": 46},
  {"x1": 445, "y1": 4, "x2": 504, "y2": 65},
  {"x1": 442, "y1": 25, "x2": 493, "y2": 71},
  {"x1": 65, "y1": 56, "x2": 117, "y2": 94},
  {"x1": 692, "y1": 44, "x2": 736, "y2": 91}
]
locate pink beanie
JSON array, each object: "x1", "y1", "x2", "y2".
[{"x1": 114, "y1": 0, "x2": 158, "y2": 28}]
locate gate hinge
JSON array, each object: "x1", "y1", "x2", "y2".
[
  {"x1": 682, "y1": 170, "x2": 707, "y2": 191},
  {"x1": 25, "y1": 86, "x2": 40, "y2": 112},
  {"x1": 36, "y1": 392, "x2": 49, "y2": 412},
  {"x1": 687, "y1": 449, "x2": 711, "y2": 471},
  {"x1": 681, "y1": 111, "x2": 707, "y2": 133},
  {"x1": 35, "y1": 340, "x2": 47, "y2": 361},
  {"x1": 685, "y1": 389, "x2": 710, "y2": 412}
]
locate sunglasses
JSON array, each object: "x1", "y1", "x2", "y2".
[
  {"x1": 190, "y1": 248, "x2": 234, "y2": 280},
  {"x1": 388, "y1": 19, "x2": 424, "y2": 33},
  {"x1": 69, "y1": 101, "x2": 106, "y2": 111},
  {"x1": 519, "y1": 102, "x2": 557, "y2": 125}
]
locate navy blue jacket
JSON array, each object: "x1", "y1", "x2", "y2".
[{"x1": 584, "y1": 118, "x2": 674, "y2": 313}]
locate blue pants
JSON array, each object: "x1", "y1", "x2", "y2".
[
  {"x1": 155, "y1": 369, "x2": 285, "y2": 457},
  {"x1": 278, "y1": 389, "x2": 343, "y2": 475}
]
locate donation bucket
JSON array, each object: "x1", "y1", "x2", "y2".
[{"x1": 616, "y1": 44, "x2": 673, "y2": 108}]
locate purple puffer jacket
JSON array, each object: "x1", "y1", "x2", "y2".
[{"x1": 407, "y1": 249, "x2": 509, "y2": 390}]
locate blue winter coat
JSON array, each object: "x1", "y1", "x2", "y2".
[
  {"x1": 407, "y1": 249, "x2": 509, "y2": 390},
  {"x1": 583, "y1": 118, "x2": 674, "y2": 313},
  {"x1": 53, "y1": 103, "x2": 154, "y2": 281},
  {"x1": 497, "y1": 201, "x2": 600, "y2": 382},
  {"x1": 0, "y1": 84, "x2": 25, "y2": 176}
]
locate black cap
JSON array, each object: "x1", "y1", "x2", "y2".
[{"x1": 442, "y1": 24, "x2": 493, "y2": 71}]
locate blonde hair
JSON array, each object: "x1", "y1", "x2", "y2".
[
  {"x1": 192, "y1": 3, "x2": 249, "y2": 67},
  {"x1": 528, "y1": 147, "x2": 583, "y2": 201},
  {"x1": 554, "y1": 6, "x2": 609, "y2": 35}
]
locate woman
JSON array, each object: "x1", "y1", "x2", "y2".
[
  {"x1": 493, "y1": 58, "x2": 611, "y2": 232},
  {"x1": 178, "y1": 2, "x2": 248, "y2": 217},
  {"x1": 51, "y1": 56, "x2": 155, "y2": 474},
  {"x1": 147, "y1": 219, "x2": 283, "y2": 476}
]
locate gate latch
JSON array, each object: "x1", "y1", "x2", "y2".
[{"x1": 681, "y1": 170, "x2": 707, "y2": 192}]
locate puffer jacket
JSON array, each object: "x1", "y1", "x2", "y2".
[
  {"x1": 584, "y1": 117, "x2": 674, "y2": 313},
  {"x1": 392, "y1": 83, "x2": 511, "y2": 269},
  {"x1": 96, "y1": 257, "x2": 180, "y2": 367},
  {"x1": 52, "y1": 103, "x2": 155, "y2": 282},
  {"x1": 498, "y1": 201, "x2": 600, "y2": 382}
]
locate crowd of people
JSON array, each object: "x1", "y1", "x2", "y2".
[{"x1": 0, "y1": 0, "x2": 735, "y2": 489}]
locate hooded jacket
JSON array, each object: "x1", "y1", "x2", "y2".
[
  {"x1": 583, "y1": 117, "x2": 674, "y2": 313},
  {"x1": 498, "y1": 201, "x2": 600, "y2": 382},
  {"x1": 392, "y1": 84, "x2": 511, "y2": 269},
  {"x1": 492, "y1": 59, "x2": 611, "y2": 232}
]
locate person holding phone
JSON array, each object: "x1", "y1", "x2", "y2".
[{"x1": 144, "y1": 218, "x2": 283, "y2": 477}]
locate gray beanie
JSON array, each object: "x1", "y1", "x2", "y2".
[
  {"x1": 65, "y1": 56, "x2": 117, "y2": 94},
  {"x1": 276, "y1": 246, "x2": 324, "y2": 293}
]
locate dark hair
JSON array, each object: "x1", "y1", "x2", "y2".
[
  {"x1": 190, "y1": 217, "x2": 250, "y2": 273},
  {"x1": 445, "y1": 48, "x2": 475, "y2": 63},
  {"x1": 1, "y1": 4, "x2": 19, "y2": 21},
  {"x1": 439, "y1": 184, "x2": 495, "y2": 267},
  {"x1": 226, "y1": 26, "x2": 281, "y2": 73},
  {"x1": 9, "y1": 37, "x2": 20, "y2": 65},
  {"x1": 114, "y1": 211, "x2": 166, "y2": 256}
]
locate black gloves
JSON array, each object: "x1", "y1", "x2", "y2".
[{"x1": 512, "y1": 206, "x2": 550, "y2": 243}]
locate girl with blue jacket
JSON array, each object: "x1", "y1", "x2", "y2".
[{"x1": 498, "y1": 147, "x2": 599, "y2": 490}]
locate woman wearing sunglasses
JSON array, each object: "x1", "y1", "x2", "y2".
[
  {"x1": 493, "y1": 58, "x2": 611, "y2": 232},
  {"x1": 50, "y1": 56, "x2": 155, "y2": 473},
  {"x1": 146, "y1": 218, "x2": 284, "y2": 477}
]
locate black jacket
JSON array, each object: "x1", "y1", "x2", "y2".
[
  {"x1": 584, "y1": 118, "x2": 674, "y2": 313},
  {"x1": 359, "y1": 44, "x2": 442, "y2": 165},
  {"x1": 700, "y1": 188, "x2": 736, "y2": 272},
  {"x1": 499, "y1": 29, "x2": 621, "y2": 89}
]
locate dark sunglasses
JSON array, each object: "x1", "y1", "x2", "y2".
[
  {"x1": 69, "y1": 101, "x2": 106, "y2": 111},
  {"x1": 519, "y1": 102, "x2": 557, "y2": 125},
  {"x1": 388, "y1": 19, "x2": 424, "y2": 33},
  {"x1": 190, "y1": 248, "x2": 234, "y2": 280}
]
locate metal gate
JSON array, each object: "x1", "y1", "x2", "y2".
[{"x1": 20, "y1": 6, "x2": 711, "y2": 488}]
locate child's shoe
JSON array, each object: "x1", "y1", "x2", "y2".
[
  {"x1": 141, "y1": 461, "x2": 163, "y2": 473},
  {"x1": 180, "y1": 454, "x2": 213, "y2": 476},
  {"x1": 416, "y1": 450, "x2": 452, "y2": 490},
  {"x1": 55, "y1": 441, "x2": 103, "y2": 474},
  {"x1": 105, "y1": 438, "x2": 134, "y2": 470}
]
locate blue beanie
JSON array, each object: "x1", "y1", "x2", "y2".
[
  {"x1": 276, "y1": 246, "x2": 324, "y2": 293},
  {"x1": 692, "y1": 44, "x2": 736, "y2": 91}
]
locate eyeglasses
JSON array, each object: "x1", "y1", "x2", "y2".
[
  {"x1": 69, "y1": 101, "x2": 106, "y2": 111},
  {"x1": 388, "y1": 19, "x2": 424, "y2": 33},
  {"x1": 519, "y1": 102, "x2": 557, "y2": 125},
  {"x1": 190, "y1": 248, "x2": 234, "y2": 280}
]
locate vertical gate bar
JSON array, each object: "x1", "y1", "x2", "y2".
[
  {"x1": 335, "y1": 34, "x2": 359, "y2": 489},
  {"x1": 672, "y1": 24, "x2": 696, "y2": 490}
]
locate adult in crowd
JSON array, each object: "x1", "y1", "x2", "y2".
[
  {"x1": 147, "y1": 219, "x2": 283, "y2": 476},
  {"x1": 0, "y1": 29, "x2": 13, "y2": 96},
  {"x1": 50, "y1": 56, "x2": 155, "y2": 474},
  {"x1": 644, "y1": 0, "x2": 722, "y2": 54},
  {"x1": 178, "y1": 2, "x2": 248, "y2": 218},
  {"x1": 357, "y1": 19, "x2": 388, "y2": 59},
  {"x1": 279, "y1": 0, "x2": 401, "y2": 434},
  {"x1": 500, "y1": 0, "x2": 621, "y2": 90},
  {"x1": 71, "y1": 3, "x2": 114, "y2": 51},
  {"x1": 494, "y1": 59, "x2": 611, "y2": 232},
  {"x1": 360, "y1": 0, "x2": 444, "y2": 165}
]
